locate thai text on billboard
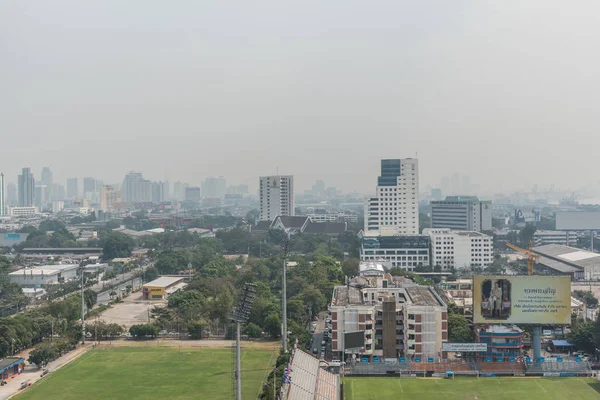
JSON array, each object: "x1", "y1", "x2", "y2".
[
  {"x1": 442, "y1": 343, "x2": 487, "y2": 352},
  {"x1": 473, "y1": 276, "x2": 571, "y2": 325}
]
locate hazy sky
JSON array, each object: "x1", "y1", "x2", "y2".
[{"x1": 2, "y1": 1, "x2": 600, "y2": 194}]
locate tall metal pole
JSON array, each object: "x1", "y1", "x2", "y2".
[
  {"x1": 282, "y1": 254, "x2": 288, "y2": 353},
  {"x1": 81, "y1": 263, "x2": 85, "y2": 344},
  {"x1": 236, "y1": 322, "x2": 242, "y2": 400}
]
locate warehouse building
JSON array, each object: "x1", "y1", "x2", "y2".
[
  {"x1": 532, "y1": 244, "x2": 600, "y2": 280},
  {"x1": 9, "y1": 264, "x2": 79, "y2": 287},
  {"x1": 142, "y1": 276, "x2": 187, "y2": 300}
]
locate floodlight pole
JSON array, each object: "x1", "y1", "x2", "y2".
[
  {"x1": 282, "y1": 239, "x2": 291, "y2": 354},
  {"x1": 236, "y1": 321, "x2": 242, "y2": 400}
]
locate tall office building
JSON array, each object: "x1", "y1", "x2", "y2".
[
  {"x1": 364, "y1": 159, "x2": 419, "y2": 234},
  {"x1": 66, "y1": 178, "x2": 79, "y2": 198},
  {"x1": 51, "y1": 183, "x2": 65, "y2": 201},
  {"x1": 259, "y1": 175, "x2": 294, "y2": 221},
  {"x1": 185, "y1": 186, "x2": 201, "y2": 203},
  {"x1": 151, "y1": 181, "x2": 169, "y2": 203},
  {"x1": 0, "y1": 173, "x2": 5, "y2": 216},
  {"x1": 202, "y1": 176, "x2": 226, "y2": 198},
  {"x1": 122, "y1": 172, "x2": 152, "y2": 202},
  {"x1": 18, "y1": 167, "x2": 35, "y2": 207},
  {"x1": 83, "y1": 177, "x2": 97, "y2": 195},
  {"x1": 41, "y1": 167, "x2": 53, "y2": 201},
  {"x1": 100, "y1": 185, "x2": 122, "y2": 210},
  {"x1": 173, "y1": 181, "x2": 189, "y2": 201},
  {"x1": 6, "y1": 183, "x2": 17, "y2": 206},
  {"x1": 430, "y1": 196, "x2": 492, "y2": 232}
]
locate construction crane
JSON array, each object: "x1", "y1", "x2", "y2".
[{"x1": 506, "y1": 240, "x2": 539, "y2": 275}]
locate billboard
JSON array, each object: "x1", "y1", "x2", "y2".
[
  {"x1": 473, "y1": 276, "x2": 571, "y2": 325},
  {"x1": 344, "y1": 331, "x2": 365, "y2": 350},
  {"x1": 556, "y1": 212, "x2": 600, "y2": 230},
  {"x1": 442, "y1": 343, "x2": 487, "y2": 352}
]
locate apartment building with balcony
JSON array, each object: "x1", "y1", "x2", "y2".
[
  {"x1": 330, "y1": 278, "x2": 447, "y2": 361},
  {"x1": 476, "y1": 325, "x2": 523, "y2": 358}
]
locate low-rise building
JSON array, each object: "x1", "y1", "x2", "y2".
[
  {"x1": 306, "y1": 212, "x2": 358, "y2": 224},
  {"x1": 142, "y1": 276, "x2": 187, "y2": 300},
  {"x1": 8, "y1": 206, "x2": 38, "y2": 217},
  {"x1": 9, "y1": 264, "x2": 79, "y2": 287},
  {"x1": 330, "y1": 278, "x2": 447, "y2": 360},
  {"x1": 476, "y1": 325, "x2": 523, "y2": 358},
  {"x1": 360, "y1": 233, "x2": 430, "y2": 271},
  {"x1": 359, "y1": 262, "x2": 386, "y2": 278},
  {"x1": 424, "y1": 228, "x2": 493, "y2": 270},
  {"x1": 533, "y1": 230, "x2": 578, "y2": 247}
]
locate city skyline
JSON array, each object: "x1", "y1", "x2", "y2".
[{"x1": 4, "y1": 1, "x2": 600, "y2": 196}]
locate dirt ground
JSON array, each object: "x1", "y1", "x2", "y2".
[{"x1": 97, "y1": 293, "x2": 166, "y2": 329}]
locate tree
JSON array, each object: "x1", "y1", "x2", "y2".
[
  {"x1": 187, "y1": 321, "x2": 204, "y2": 340},
  {"x1": 573, "y1": 290, "x2": 599, "y2": 308},
  {"x1": 447, "y1": 303, "x2": 473, "y2": 343},
  {"x1": 567, "y1": 322, "x2": 596, "y2": 354},
  {"x1": 102, "y1": 231, "x2": 134, "y2": 260},
  {"x1": 144, "y1": 266, "x2": 159, "y2": 283},
  {"x1": 129, "y1": 324, "x2": 159, "y2": 339},
  {"x1": 264, "y1": 314, "x2": 281, "y2": 338},
  {"x1": 519, "y1": 224, "x2": 537, "y2": 248},
  {"x1": 243, "y1": 322, "x2": 262, "y2": 338},
  {"x1": 341, "y1": 258, "x2": 360, "y2": 278}
]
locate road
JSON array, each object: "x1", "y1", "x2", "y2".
[{"x1": 96, "y1": 277, "x2": 142, "y2": 304}]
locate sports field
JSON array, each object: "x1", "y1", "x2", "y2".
[
  {"x1": 345, "y1": 376, "x2": 600, "y2": 400},
  {"x1": 18, "y1": 346, "x2": 276, "y2": 400}
]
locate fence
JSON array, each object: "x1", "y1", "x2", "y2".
[{"x1": 345, "y1": 357, "x2": 593, "y2": 377}]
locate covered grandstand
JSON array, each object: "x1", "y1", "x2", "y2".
[
  {"x1": 281, "y1": 348, "x2": 339, "y2": 400},
  {"x1": 345, "y1": 357, "x2": 593, "y2": 377}
]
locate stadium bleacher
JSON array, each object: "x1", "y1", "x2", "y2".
[{"x1": 283, "y1": 349, "x2": 339, "y2": 400}]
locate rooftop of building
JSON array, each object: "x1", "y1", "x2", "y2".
[
  {"x1": 405, "y1": 286, "x2": 445, "y2": 307},
  {"x1": 484, "y1": 325, "x2": 523, "y2": 334},
  {"x1": 431, "y1": 196, "x2": 489, "y2": 204},
  {"x1": 532, "y1": 244, "x2": 600, "y2": 273},
  {"x1": 143, "y1": 276, "x2": 185, "y2": 288},
  {"x1": 332, "y1": 286, "x2": 364, "y2": 306},
  {"x1": 9, "y1": 264, "x2": 79, "y2": 276},
  {"x1": 359, "y1": 262, "x2": 386, "y2": 274}
]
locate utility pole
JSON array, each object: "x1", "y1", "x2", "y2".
[
  {"x1": 282, "y1": 239, "x2": 292, "y2": 354},
  {"x1": 81, "y1": 261, "x2": 85, "y2": 344}
]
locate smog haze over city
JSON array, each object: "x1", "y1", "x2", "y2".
[{"x1": 2, "y1": 0, "x2": 600, "y2": 197}]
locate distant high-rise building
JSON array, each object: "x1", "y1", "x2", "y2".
[
  {"x1": 51, "y1": 183, "x2": 65, "y2": 201},
  {"x1": 259, "y1": 175, "x2": 294, "y2": 221},
  {"x1": 173, "y1": 181, "x2": 188, "y2": 201},
  {"x1": 41, "y1": 167, "x2": 53, "y2": 201},
  {"x1": 66, "y1": 178, "x2": 79, "y2": 198},
  {"x1": 18, "y1": 168, "x2": 35, "y2": 207},
  {"x1": 152, "y1": 181, "x2": 169, "y2": 203},
  {"x1": 185, "y1": 186, "x2": 201, "y2": 202},
  {"x1": 6, "y1": 183, "x2": 17, "y2": 206},
  {"x1": 431, "y1": 196, "x2": 492, "y2": 232},
  {"x1": 450, "y1": 173, "x2": 461, "y2": 195},
  {"x1": 431, "y1": 188, "x2": 442, "y2": 201},
  {"x1": 83, "y1": 177, "x2": 97, "y2": 195},
  {"x1": 34, "y1": 185, "x2": 47, "y2": 208},
  {"x1": 122, "y1": 172, "x2": 152, "y2": 202},
  {"x1": 364, "y1": 159, "x2": 419, "y2": 234},
  {"x1": 100, "y1": 185, "x2": 122, "y2": 210},
  {"x1": 0, "y1": 173, "x2": 5, "y2": 216},
  {"x1": 202, "y1": 176, "x2": 226, "y2": 198},
  {"x1": 226, "y1": 184, "x2": 249, "y2": 195}
]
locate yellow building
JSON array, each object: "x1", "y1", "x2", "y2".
[{"x1": 142, "y1": 276, "x2": 186, "y2": 300}]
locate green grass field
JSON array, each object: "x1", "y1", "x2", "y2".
[
  {"x1": 18, "y1": 346, "x2": 276, "y2": 400},
  {"x1": 345, "y1": 376, "x2": 600, "y2": 400}
]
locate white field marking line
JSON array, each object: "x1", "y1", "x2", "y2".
[
  {"x1": 535, "y1": 379, "x2": 548, "y2": 393},
  {"x1": 397, "y1": 379, "x2": 404, "y2": 393},
  {"x1": 435, "y1": 380, "x2": 439, "y2": 384},
  {"x1": 578, "y1": 378, "x2": 600, "y2": 397},
  {"x1": 256, "y1": 352, "x2": 276, "y2": 400}
]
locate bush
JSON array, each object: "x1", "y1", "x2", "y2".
[{"x1": 129, "y1": 324, "x2": 159, "y2": 339}]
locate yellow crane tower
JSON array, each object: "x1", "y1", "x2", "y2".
[{"x1": 506, "y1": 240, "x2": 539, "y2": 275}]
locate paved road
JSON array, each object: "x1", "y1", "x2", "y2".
[{"x1": 96, "y1": 278, "x2": 142, "y2": 304}]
